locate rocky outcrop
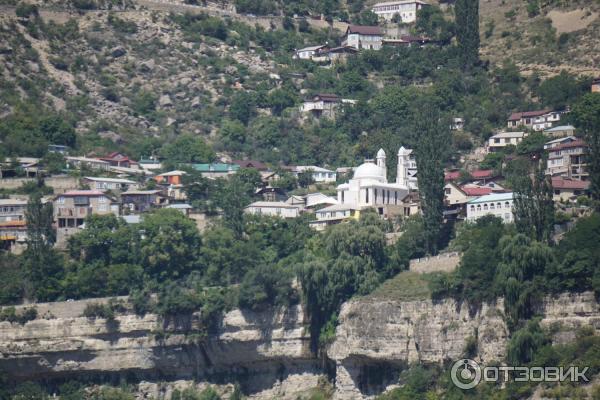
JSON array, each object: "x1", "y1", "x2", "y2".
[{"x1": 328, "y1": 292, "x2": 600, "y2": 399}]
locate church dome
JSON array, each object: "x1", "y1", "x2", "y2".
[{"x1": 353, "y1": 162, "x2": 385, "y2": 181}]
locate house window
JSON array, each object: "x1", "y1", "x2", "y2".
[
  {"x1": 554, "y1": 190, "x2": 561, "y2": 195},
  {"x1": 366, "y1": 189, "x2": 369, "y2": 204},
  {"x1": 470, "y1": 205, "x2": 475, "y2": 212},
  {"x1": 490, "y1": 203, "x2": 495, "y2": 210},
  {"x1": 58, "y1": 197, "x2": 65, "y2": 204},
  {"x1": 483, "y1": 204, "x2": 488, "y2": 210},
  {"x1": 374, "y1": 189, "x2": 378, "y2": 203},
  {"x1": 74, "y1": 196, "x2": 89, "y2": 206},
  {"x1": 99, "y1": 196, "x2": 107, "y2": 204},
  {"x1": 505, "y1": 201, "x2": 510, "y2": 208},
  {"x1": 477, "y1": 205, "x2": 481, "y2": 211},
  {"x1": 395, "y1": 191, "x2": 398, "y2": 205},
  {"x1": 99, "y1": 204, "x2": 107, "y2": 212}
]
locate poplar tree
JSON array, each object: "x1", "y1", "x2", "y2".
[
  {"x1": 411, "y1": 99, "x2": 450, "y2": 255},
  {"x1": 455, "y1": 0, "x2": 480, "y2": 69}
]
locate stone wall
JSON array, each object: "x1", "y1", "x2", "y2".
[
  {"x1": 0, "y1": 176, "x2": 78, "y2": 192},
  {"x1": 409, "y1": 252, "x2": 461, "y2": 274}
]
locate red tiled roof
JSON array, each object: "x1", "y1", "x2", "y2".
[
  {"x1": 445, "y1": 171, "x2": 460, "y2": 181},
  {"x1": 548, "y1": 139, "x2": 587, "y2": 152},
  {"x1": 552, "y1": 178, "x2": 590, "y2": 190},
  {"x1": 347, "y1": 25, "x2": 383, "y2": 36},
  {"x1": 461, "y1": 186, "x2": 492, "y2": 196},
  {"x1": 470, "y1": 170, "x2": 494, "y2": 179}
]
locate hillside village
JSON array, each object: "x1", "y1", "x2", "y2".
[
  {"x1": 1, "y1": 0, "x2": 600, "y2": 399},
  {"x1": 1, "y1": 82, "x2": 596, "y2": 251}
]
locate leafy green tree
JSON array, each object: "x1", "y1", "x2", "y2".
[
  {"x1": 238, "y1": 264, "x2": 296, "y2": 311},
  {"x1": 537, "y1": 71, "x2": 591, "y2": 109},
  {"x1": 507, "y1": 318, "x2": 548, "y2": 365},
  {"x1": 139, "y1": 209, "x2": 202, "y2": 279},
  {"x1": 455, "y1": 0, "x2": 480, "y2": 69},
  {"x1": 219, "y1": 174, "x2": 254, "y2": 238},
  {"x1": 267, "y1": 88, "x2": 297, "y2": 116},
  {"x1": 569, "y1": 93, "x2": 600, "y2": 207},
  {"x1": 219, "y1": 119, "x2": 247, "y2": 151},
  {"x1": 516, "y1": 132, "x2": 548, "y2": 155},
  {"x1": 297, "y1": 170, "x2": 315, "y2": 188},
  {"x1": 411, "y1": 98, "x2": 450, "y2": 254},
  {"x1": 415, "y1": 5, "x2": 455, "y2": 44},
  {"x1": 160, "y1": 134, "x2": 215, "y2": 164},
  {"x1": 229, "y1": 92, "x2": 256, "y2": 125}
]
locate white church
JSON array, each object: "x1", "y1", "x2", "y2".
[{"x1": 310, "y1": 147, "x2": 418, "y2": 230}]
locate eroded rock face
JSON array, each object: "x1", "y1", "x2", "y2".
[
  {"x1": 1, "y1": 293, "x2": 598, "y2": 399},
  {"x1": 328, "y1": 292, "x2": 600, "y2": 399},
  {"x1": 0, "y1": 304, "x2": 320, "y2": 398}
]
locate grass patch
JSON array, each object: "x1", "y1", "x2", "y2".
[{"x1": 364, "y1": 271, "x2": 440, "y2": 301}]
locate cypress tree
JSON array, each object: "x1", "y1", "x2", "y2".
[{"x1": 455, "y1": 0, "x2": 480, "y2": 69}]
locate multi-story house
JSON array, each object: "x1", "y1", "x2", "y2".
[
  {"x1": 53, "y1": 190, "x2": 118, "y2": 246},
  {"x1": 545, "y1": 139, "x2": 588, "y2": 181},
  {"x1": 372, "y1": 0, "x2": 429, "y2": 23},
  {"x1": 121, "y1": 190, "x2": 167, "y2": 213},
  {"x1": 507, "y1": 109, "x2": 563, "y2": 131},
  {"x1": 487, "y1": 131, "x2": 527, "y2": 152},
  {"x1": 0, "y1": 198, "x2": 27, "y2": 223},
  {"x1": 300, "y1": 94, "x2": 357, "y2": 119},
  {"x1": 342, "y1": 25, "x2": 384, "y2": 50},
  {"x1": 83, "y1": 177, "x2": 139, "y2": 192},
  {"x1": 0, "y1": 198, "x2": 28, "y2": 253},
  {"x1": 466, "y1": 192, "x2": 514, "y2": 224}
]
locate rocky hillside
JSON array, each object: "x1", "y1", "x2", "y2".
[
  {"x1": 1, "y1": 0, "x2": 598, "y2": 161},
  {"x1": 479, "y1": 0, "x2": 600, "y2": 76},
  {"x1": 1, "y1": 292, "x2": 599, "y2": 399}
]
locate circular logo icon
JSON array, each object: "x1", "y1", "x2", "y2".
[{"x1": 451, "y1": 359, "x2": 481, "y2": 390}]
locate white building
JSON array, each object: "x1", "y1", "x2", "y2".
[
  {"x1": 336, "y1": 147, "x2": 414, "y2": 213},
  {"x1": 342, "y1": 25, "x2": 384, "y2": 51},
  {"x1": 487, "y1": 131, "x2": 528, "y2": 152},
  {"x1": 293, "y1": 45, "x2": 327, "y2": 60},
  {"x1": 294, "y1": 166, "x2": 337, "y2": 183},
  {"x1": 507, "y1": 109, "x2": 563, "y2": 131},
  {"x1": 244, "y1": 201, "x2": 301, "y2": 218},
  {"x1": 304, "y1": 192, "x2": 338, "y2": 209},
  {"x1": 372, "y1": 0, "x2": 429, "y2": 23},
  {"x1": 466, "y1": 192, "x2": 514, "y2": 223}
]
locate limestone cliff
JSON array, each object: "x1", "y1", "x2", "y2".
[
  {"x1": 0, "y1": 302, "x2": 321, "y2": 398},
  {"x1": 328, "y1": 292, "x2": 600, "y2": 399},
  {"x1": 0, "y1": 293, "x2": 598, "y2": 399}
]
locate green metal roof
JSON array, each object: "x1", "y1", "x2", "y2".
[{"x1": 192, "y1": 163, "x2": 240, "y2": 173}]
